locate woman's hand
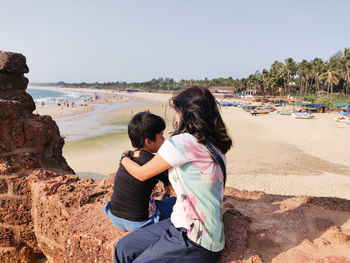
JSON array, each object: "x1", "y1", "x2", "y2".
[
  {"x1": 121, "y1": 154, "x2": 172, "y2": 182},
  {"x1": 119, "y1": 151, "x2": 131, "y2": 164}
]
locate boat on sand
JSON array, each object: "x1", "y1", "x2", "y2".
[{"x1": 291, "y1": 112, "x2": 315, "y2": 119}]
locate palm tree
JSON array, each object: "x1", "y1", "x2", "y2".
[
  {"x1": 320, "y1": 62, "x2": 341, "y2": 93},
  {"x1": 285, "y1": 57, "x2": 298, "y2": 85},
  {"x1": 311, "y1": 58, "x2": 325, "y2": 94},
  {"x1": 341, "y1": 48, "x2": 350, "y2": 94},
  {"x1": 261, "y1": 69, "x2": 271, "y2": 95},
  {"x1": 297, "y1": 60, "x2": 306, "y2": 94},
  {"x1": 297, "y1": 60, "x2": 312, "y2": 95}
]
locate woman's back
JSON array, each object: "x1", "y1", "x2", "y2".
[{"x1": 158, "y1": 133, "x2": 226, "y2": 252}]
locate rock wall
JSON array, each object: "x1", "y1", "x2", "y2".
[
  {"x1": 0, "y1": 51, "x2": 76, "y2": 262},
  {"x1": 0, "y1": 51, "x2": 350, "y2": 262}
]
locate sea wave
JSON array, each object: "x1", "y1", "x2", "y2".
[{"x1": 27, "y1": 87, "x2": 95, "y2": 105}]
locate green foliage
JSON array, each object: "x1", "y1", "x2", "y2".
[
  {"x1": 303, "y1": 96, "x2": 315, "y2": 102},
  {"x1": 314, "y1": 97, "x2": 335, "y2": 110},
  {"x1": 32, "y1": 47, "x2": 350, "y2": 95}
]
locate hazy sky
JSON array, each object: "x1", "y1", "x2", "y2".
[{"x1": 1, "y1": 0, "x2": 349, "y2": 83}]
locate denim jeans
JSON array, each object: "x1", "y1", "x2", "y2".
[
  {"x1": 115, "y1": 218, "x2": 222, "y2": 263},
  {"x1": 103, "y1": 197, "x2": 176, "y2": 232}
]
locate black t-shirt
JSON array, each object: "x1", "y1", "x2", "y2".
[{"x1": 109, "y1": 149, "x2": 170, "y2": 221}]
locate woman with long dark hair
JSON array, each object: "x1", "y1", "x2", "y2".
[{"x1": 115, "y1": 86, "x2": 232, "y2": 263}]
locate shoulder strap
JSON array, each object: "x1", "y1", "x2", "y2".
[{"x1": 204, "y1": 143, "x2": 226, "y2": 186}]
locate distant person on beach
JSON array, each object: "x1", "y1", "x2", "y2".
[
  {"x1": 115, "y1": 86, "x2": 232, "y2": 263},
  {"x1": 103, "y1": 112, "x2": 176, "y2": 232}
]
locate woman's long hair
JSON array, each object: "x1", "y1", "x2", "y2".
[{"x1": 170, "y1": 86, "x2": 232, "y2": 154}]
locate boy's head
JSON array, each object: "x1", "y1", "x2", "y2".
[{"x1": 128, "y1": 111, "x2": 166, "y2": 153}]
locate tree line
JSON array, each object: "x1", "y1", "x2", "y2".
[{"x1": 33, "y1": 48, "x2": 350, "y2": 95}]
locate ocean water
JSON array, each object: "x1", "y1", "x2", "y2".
[
  {"x1": 27, "y1": 87, "x2": 94, "y2": 105},
  {"x1": 27, "y1": 87, "x2": 154, "y2": 141}
]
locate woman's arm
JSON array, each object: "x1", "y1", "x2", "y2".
[{"x1": 121, "y1": 154, "x2": 172, "y2": 182}]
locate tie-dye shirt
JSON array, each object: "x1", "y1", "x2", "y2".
[{"x1": 158, "y1": 133, "x2": 226, "y2": 252}]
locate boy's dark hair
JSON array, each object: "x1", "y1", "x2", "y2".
[{"x1": 128, "y1": 111, "x2": 166, "y2": 148}]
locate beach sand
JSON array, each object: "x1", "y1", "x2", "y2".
[
  {"x1": 34, "y1": 104, "x2": 95, "y2": 119},
  {"x1": 222, "y1": 106, "x2": 350, "y2": 199},
  {"x1": 31, "y1": 85, "x2": 129, "y2": 119},
  {"x1": 34, "y1": 88, "x2": 350, "y2": 200}
]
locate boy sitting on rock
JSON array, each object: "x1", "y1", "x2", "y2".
[{"x1": 103, "y1": 111, "x2": 176, "y2": 231}]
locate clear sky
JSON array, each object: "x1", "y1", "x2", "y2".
[{"x1": 1, "y1": 0, "x2": 349, "y2": 83}]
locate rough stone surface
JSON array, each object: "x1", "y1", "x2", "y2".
[
  {"x1": 0, "y1": 51, "x2": 73, "y2": 261},
  {"x1": 0, "y1": 179, "x2": 8, "y2": 194},
  {"x1": 218, "y1": 209, "x2": 251, "y2": 262},
  {"x1": 1, "y1": 51, "x2": 350, "y2": 262},
  {"x1": 0, "y1": 90, "x2": 35, "y2": 113},
  {"x1": 0, "y1": 227, "x2": 15, "y2": 247},
  {"x1": 64, "y1": 202, "x2": 127, "y2": 263},
  {"x1": 0, "y1": 198, "x2": 32, "y2": 225},
  {"x1": 0, "y1": 154, "x2": 40, "y2": 174},
  {"x1": 0, "y1": 246, "x2": 42, "y2": 263},
  {"x1": 0, "y1": 51, "x2": 29, "y2": 73},
  {"x1": 10, "y1": 175, "x2": 30, "y2": 196},
  {"x1": 0, "y1": 73, "x2": 29, "y2": 90},
  {"x1": 25, "y1": 170, "x2": 350, "y2": 263},
  {"x1": 20, "y1": 222, "x2": 41, "y2": 253},
  {"x1": 0, "y1": 99, "x2": 22, "y2": 120}
]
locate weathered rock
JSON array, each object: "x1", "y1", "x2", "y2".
[
  {"x1": 0, "y1": 198, "x2": 32, "y2": 225},
  {"x1": 0, "y1": 73, "x2": 28, "y2": 90},
  {"x1": 20, "y1": 221, "x2": 41, "y2": 253},
  {"x1": 27, "y1": 170, "x2": 114, "y2": 262},
  {"x1": 0, "y1": 99, "x2": 22, "y2": 120},
  {"x1": 0, "y1": 154, "x2": 40, "y2": 174},
  {"x1": 218, "y1": 209, "x2": 251, "y2": 263},
  {"x1": 64, "y1": 203, "x2": 127, "y2": 262},
  {"x1": 0, "y1": 227, "x2": 15, "y2": 246},
  {"x1": 0, "y1": 51, "x2": 29, "y2": 73},
  {"x1": 25, "y1": 167, "x2": 350, "y2": 262},
  {"x1": 0, "y1": 158, "x2": 13, "y2": 175},
  {"x1": 0, "y1": 90, "x2": 36, "y2": 114},
  {"x1": 0, "y1": 51, "x2": 74, "y2": 261},
  {"x1": 0, "y1": 179, "x2": 8, "y2": 194},
  {"x1": 10, "y1": 175, "x2": 30, "y2": 196}
]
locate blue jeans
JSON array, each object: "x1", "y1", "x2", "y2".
[
  {"x1": 103, "y1": 197, "x2": 176, "y2": 232},
  {"x1": 115, "y1": 218, "x2": 222, "y2": 263}
]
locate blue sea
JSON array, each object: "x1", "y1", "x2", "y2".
[{"x1": 27, "y1": 87, "x2": 93, "y2": 105}]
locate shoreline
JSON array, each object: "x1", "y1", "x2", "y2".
[
  {"x1": 28, "y1": 86, "x2": 350, "y2": 200},
  {"x1": 29, "y1": 85, "x2": 131, "y2": 119}
]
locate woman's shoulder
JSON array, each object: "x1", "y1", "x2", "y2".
[
  {"x1": 170, "y1": 133, "x2": 197, "y2": 143},
  {"x1": 168, "y1": 133, "x2": 204, "y2": 153}
]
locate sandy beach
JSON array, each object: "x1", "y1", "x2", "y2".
[
  {"x1": 32, "y1": 87, "x2": 350, "y2": 200},
  {"x1": 30, "y1": 85, "x2": 129, "y2": 119}
]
